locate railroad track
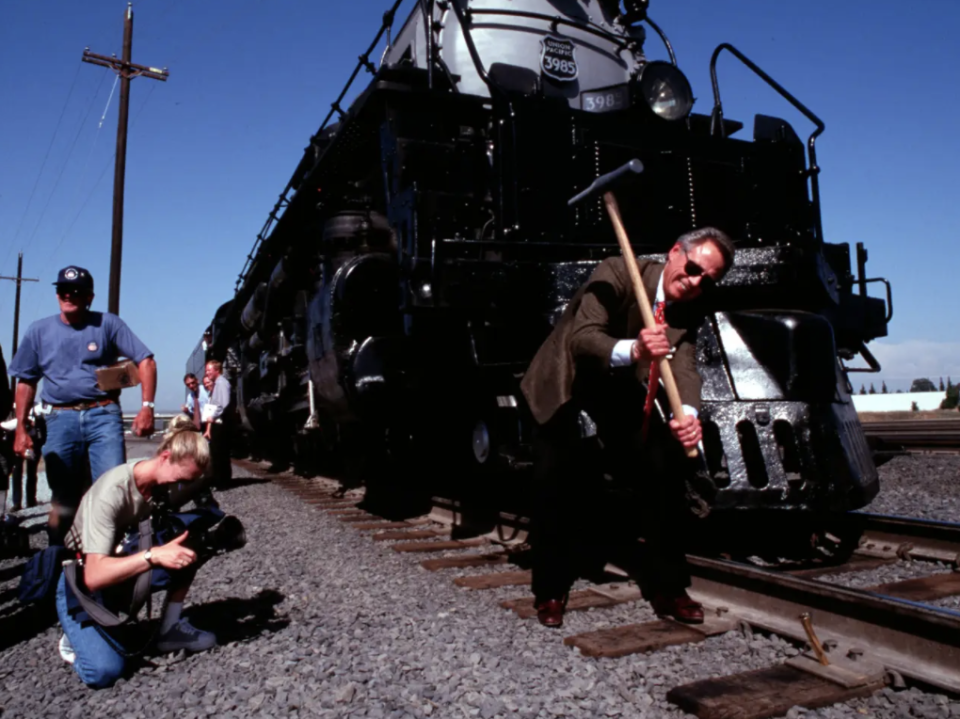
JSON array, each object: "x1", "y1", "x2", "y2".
[
  {"x1": 239, "y1": 459, "x2": 960, "y2": 718},
  {"x1": 862, "y1": 418, "x2": 960, "y2": 453}
]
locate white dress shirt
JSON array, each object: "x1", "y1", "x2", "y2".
[{"x1": 606, "y1": 270, "x2": 697, "y2": 420}]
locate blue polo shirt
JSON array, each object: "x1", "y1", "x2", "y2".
[{"x1": 9, "y1": 312, "x2": 153, "y2": 405}]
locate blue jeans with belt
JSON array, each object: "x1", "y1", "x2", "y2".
[{"x1": 42, "y1": 403, "x2": 126, "y2": 544}]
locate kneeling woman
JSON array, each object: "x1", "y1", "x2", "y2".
[{"x1": 56, "y1": 416, "x2": 216, "y2": 688}]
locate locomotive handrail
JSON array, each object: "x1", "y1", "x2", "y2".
[
  {"x1": 708, "y1": 43, "x2": 826, "y2": 247},
  {"x1": 420, "y1": 0, "x2": 434, "y2": 89},
  {"x1": 861, "y1": 276, "x2": 894, "y2": 324},
  {"x1": 471, "y1": 5, "x2": 676, "y2": 67},
  {"x1": 845, "y1": 341, "x2": 882, "y2": 374},
  {"x1": 466, "y1": 8, "x2": 633, "y2": 51},
  {"x1": 234, "y1": 0, "x2": 408, "y2": 293},
  {"x1": 640, "y1": 15, "x2": 677, "y2": 66}
]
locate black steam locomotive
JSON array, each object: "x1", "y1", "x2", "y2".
[{"x1": 188, "y1": 0, "x2": 891, "y2": 528}]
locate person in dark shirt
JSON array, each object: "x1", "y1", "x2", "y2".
[{"x1": 9, "y1": 266, "x2": 157, "y2": 544}]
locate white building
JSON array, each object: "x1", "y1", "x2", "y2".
[{"x1": 852, "y1": 391, "x2": 946, "y2": 412}]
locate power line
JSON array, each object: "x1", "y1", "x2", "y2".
[
  {"x1": 6, "y1": 62, "x2": 83, "y2": 250},
  {"x1": 10, "y1": 71, "x2": 109, "y2": 273},
  {"x1": 0, "y1": 70, "x2": 107, "y2": 310},
  {"x1": 29, "y1": 81, "x2": 160, "y2": 327}
]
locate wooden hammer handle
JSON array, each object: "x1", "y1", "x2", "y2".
[{"x1": 603, "y1": 191, "x2": 698, "y2": 459}]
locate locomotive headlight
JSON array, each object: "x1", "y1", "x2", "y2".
[{"x1": 637, "y1": 61, "x2": 694, "y2": 121}]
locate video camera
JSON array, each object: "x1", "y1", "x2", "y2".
[{"x1": 142, "y1": 489, "x2": 247, "y2": 564}]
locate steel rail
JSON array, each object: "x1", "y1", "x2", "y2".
[
  {"x1": 687, "y1": 554, "x2": 960, "y2": 694},
  {"x1": 851, "y1": 512, "x2": 960, "y2": 564},
  {"x1": 862, "y1": 418, "x2": 960, "y2": 454},
  {"x1": 431, "y1": 497, "x2": 960, "y2": 691},
  {"x1": 264, "y1": 474, "x2": 960, "y2": 693}
]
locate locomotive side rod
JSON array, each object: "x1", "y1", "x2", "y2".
[{"x1": 568, "y1": 159, "x2": 698, "y2": 458}]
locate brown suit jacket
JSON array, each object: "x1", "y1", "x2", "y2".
[{"x1": 520, "y1": 257, "x2": 703, "y2": 426}]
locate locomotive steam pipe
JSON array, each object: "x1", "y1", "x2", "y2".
[{"x1": 568, "y1": 159, "x2": 698, "y2": 459}]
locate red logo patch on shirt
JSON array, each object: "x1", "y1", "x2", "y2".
[{"x1": 87, "y1": 342, "x2": 98, "y2": 352}]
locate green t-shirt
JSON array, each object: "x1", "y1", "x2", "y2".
[{"x1": 66, "y1": 459, "x2": 150, "y2": 555}]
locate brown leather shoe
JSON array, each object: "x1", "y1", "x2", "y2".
[
  {"x1": 650, "y1": 591, "x2": 704, "y2": 624},
  {"x1": 535, "y1": 597, "x2": 566, "y2": 628}
]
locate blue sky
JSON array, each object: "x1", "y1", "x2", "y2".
[{"x1": 1, "y1": 0, "x2": 958, "y2": 411}]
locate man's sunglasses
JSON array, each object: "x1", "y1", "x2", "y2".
[
  {"x1": 56, "y1": 286, "x2": 91, "y2": 298},
  {"x1": 683, "y1": 252, "x2": 720, "y2": 292}
]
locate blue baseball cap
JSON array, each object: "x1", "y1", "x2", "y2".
[{"x1": 54, "y1": 266, "x2": 94, "y2": 292}]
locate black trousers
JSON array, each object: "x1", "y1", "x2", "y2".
[
  {"x1": 10, "y1": 455, "x2": 39, "y2": 508},
  {"x1": 209, "y1": 422, "x2": 232, "y2": 488},
  {"x1": 530, "y1": 382, "x2": 695, "y2": 603}
]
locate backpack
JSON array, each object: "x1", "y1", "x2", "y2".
[{"x1": 18, "y1": 545, "x2": 70, "y2": 604}]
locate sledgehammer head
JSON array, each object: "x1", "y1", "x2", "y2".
[{"x1": 567, "y1": 159, "x2": 644, "y2": 206}]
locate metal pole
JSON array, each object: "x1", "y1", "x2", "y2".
[
  {"x1": 0, "y1": 255, "x2": 39, "y2": 392},
  {"x1": 12, "y1": 253, "x2": 23, "y2": 359},
  {"x1": 82, "y1": 4, "x2": 168, "y2": 315},
  {"x1": 108, "y1": 4, "x2": 133, "y2": 316}
]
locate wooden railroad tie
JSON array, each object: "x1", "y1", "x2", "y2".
[
  {"x1": 785, "y1": 555, "x2": 898, "y2": 579},
  {"x1": 453, "y1": 570, "x2": 532, "y2": 590},
  {"x1": 666, "y1": 656, "x2": 886, "y2": 719},
  {"x1": 352, "y1": 520, "x2": 424, "y2": 531},
  {"x1": 500, "y1": 585, "x2": 643, "y2": 619},
  {"x1": 306, "y1": 500, "x2": 358, "y2": 509},
  {"x1": 564, "y1": 615, "x2": 733, "y2": 658},
  {"x1": 391, "y1": 538, "x2": 488, "y2": 553},
  {"x1": 372, "y1": 529, "x2": 448, "y2": 542},
  {"x1": 866, "y1": 571, "x2": 960, "y2": 602},
  {"x1": 420, "y1": 553, "x2": 511, "y2": 571},
  {"x1": 338, "y1": 513, "x2": 377, "y2": 522}
]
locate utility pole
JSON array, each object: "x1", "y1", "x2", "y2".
[
  {"x1": 0, "y1": 253, "x2": 40, "y2": 391},
  {"x1": 82, "y1": 3, "x2": 168, "y2": 315}
]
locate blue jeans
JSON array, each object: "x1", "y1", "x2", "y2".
[
  {"x1": 55, "y1": 573, "x2": 126, "y2": 688},
  {"x1": 42, "y1": 403, "x2": 126, "y2": 544}
]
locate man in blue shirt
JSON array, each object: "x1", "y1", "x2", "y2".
[
  {"x1": 182, "y1": 373, "x2": 200, "y2": 427},
  {"x1": 9, "y1": 266, "x2": 157, "y2": 544}
]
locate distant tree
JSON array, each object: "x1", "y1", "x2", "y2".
[
  {"x1": 941, "y1": 377, "x2": 960, "y2": 410},
  {"x1": 859, "y1": 384, "x2": 866, "y2": 395},
  {"x1": 911, "y1": 401, "x2": 920, "y2": 412},
  {"x1": 881, "y1": 381, "x2": 888, "y2": 394},
  {"x1": 910, "y1": 378, "x2": 937, "y2": 393},
  {"x1": 896, "y1": 389, "x2": 903, "y2": 393},
  {"x1": 940, "y1": 377, "x2": 946, "y2": 391},
  {"x1": 869, "y1": 383, "x2": 876, "y2": 394}
]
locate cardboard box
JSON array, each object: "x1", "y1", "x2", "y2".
[{"x1": 95, "y1": 360, "x2": 141, "y2": 391}]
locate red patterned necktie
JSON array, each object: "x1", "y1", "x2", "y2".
[{"x1": 641, "y1": 301, "x2": 666, "y2": 442}]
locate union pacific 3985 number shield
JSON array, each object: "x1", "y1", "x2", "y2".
[{"x1": 540, "y1": 35, "x2": 578, "y2": 82}]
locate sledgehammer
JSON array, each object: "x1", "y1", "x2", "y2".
[{"x1": 568, "y1": 159, "x2": 698, "y2": 458}]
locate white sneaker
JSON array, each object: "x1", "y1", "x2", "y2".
[{"x1": 58, "y1": 633, "x2": 76, "y2": 664}]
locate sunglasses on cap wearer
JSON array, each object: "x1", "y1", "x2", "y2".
[
  {"x1": 56, "y1": 286, "x2": 92, "y2": 299},
  {"x1": 682, "y1": 251, "x2": 721, "y2": 293}
]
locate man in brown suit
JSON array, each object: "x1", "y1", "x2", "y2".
[{"x1": 520, "y1": 227, "x2": 734, "y2": 627}]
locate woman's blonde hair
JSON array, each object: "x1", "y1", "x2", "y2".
[{"x1": 157, "y1": 415, "x2": 211, "y2": 472}]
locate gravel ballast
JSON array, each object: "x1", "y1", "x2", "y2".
[{"x1": 0, "y1": 451, "x2": 957, "y2": 718}]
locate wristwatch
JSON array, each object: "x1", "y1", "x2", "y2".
[
  {"x1": 142, "y1": 401, "x2": 155, "y2": 409},
  {"x1": 143, "y1": 550, "x2": 154, "y2": 566}
]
